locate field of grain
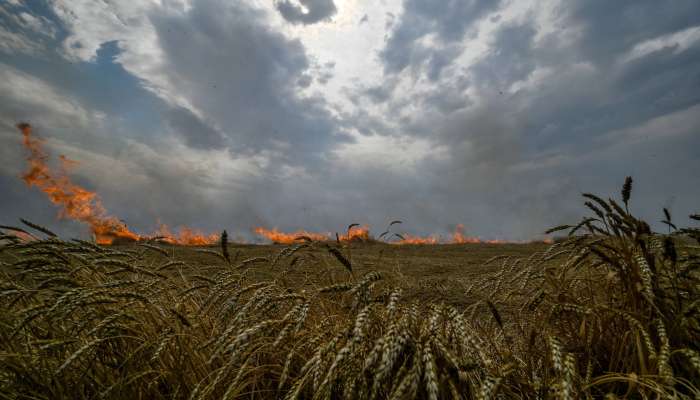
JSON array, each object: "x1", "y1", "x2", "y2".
[
  {"x1": 1, "y1": 182, "x2": 699, "y2": 399},
  {"x1": 133, "y1": 241, "x2": 550, "y2": 307}
]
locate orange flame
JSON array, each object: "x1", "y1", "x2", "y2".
[
  {"x1": 339, "y1": 225, "x2": 371, "y2": 242},
  {"x1": 253, "y1": 227, "x2": 329, "y2": 244},
  {"x1": 451, "y1": 224, "x2": 486, "y2": 244},
  {"x1": 393, "y1": 225, "x2": 512, "y2": 245},
  {"x1": 17, "y1": 123, "x2": 219, "y2": 246},
  {"x1": 253, "y1": 225, "x2": 373, "y2": 244},
  {"x1": 16, "y1": 124, "x2": 554, "y2": 247},
  {"x1": 395, "y1": 234, "x2": 439, "y2": 245},
  {"x1": 155, "y1": 223, "x2": 220, "y2": 246}
]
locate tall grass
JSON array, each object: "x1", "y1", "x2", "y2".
[{"x1": 0, "y1": 179, "x2": 698, "y2": 399}]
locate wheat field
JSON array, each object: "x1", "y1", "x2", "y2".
[{"x1": 1, "y1": 179, "x2": 699, "y2": 399}]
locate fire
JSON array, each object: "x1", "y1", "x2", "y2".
[
  {"x1": 16, "y1": 123, "x2": 219, "y2": 246},
  {"x1": 451, "y1": 224, "x2": 486, "y2": 244},
  {"x1": 19, "y1": 123, "x2": 140, "y2": 245},
  {"x1": 253, "y1": 227, "x2": 329, "y2": 244},
  {"x1": 449, "y1": 224, "x2": 510, "y2": 244},
  {"x1": 396, "y1": 234, "x2": 439, "y2": 245},
  {"x1": 16, "y1": 124, "x2": 555, "y2": 247},
  {"x1": 393, "y1": 225, "x2": 510, "y2": 245},
  {"x1": 339, "y1": 225, "x2": 370, "y2": 242},
  {"x1": 155, "y1": 224, "x2": 220, "y2": 246},
  {"x1": 253, "y1": 224, "x2": 373, "y2": 244}
]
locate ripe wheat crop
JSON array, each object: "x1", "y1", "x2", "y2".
[{"x1": 1, "y1": 178, "x2": 698, "y2": 399}]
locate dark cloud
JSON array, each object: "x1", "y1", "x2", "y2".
[
  {"x1": 275, "y1": 0, "x2": 337, "y2": 25},
  {"x1": 0, "y1": 0, "x2": 353, "y2": 240},
  {"x1": 380, "y1": 0, "x2": 503, "y2": 76},
  {"x1": 308, "y1": 61, "x2": 334, "y2": 85},
  {"x1": 384, "y1": 12, "x2": 395, "y2": 31},
  {"x1": 149, "y1": 0, "x2": 351, "y2": 164},
  {"x1": 0, "y1": 1, "x2": 65, "y2": 56},
  {"x1": 564, "y1": 0, "x2": 700, "y2": 66},
  {"x1": 165, "y1": 107, "x2": 225, "y2": 149},
  {"x1": 366, "y1": 0, "x2": 700, "y2": 236},
  {"x1": 363, "y1": 84, "x2": 393, "y2": 104},
  {"x1": 1, "y1": 0, "x2": 699, "y2": 241},
  {"x1": 297, "y1": 73, "x2": 313, "y2": 88},
  {"x1": 469, "y1": 23, "x2": 537, "y2": 90},
  {"x1": 420, "y1": 76, "x2": 471, "y2": 115},
  {"x1": 463, "y1": 16, "x2": 700, "y2": 152}
]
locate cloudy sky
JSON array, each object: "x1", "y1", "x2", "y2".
[{"x1": 1, "y1": 0, "x2": 699, "y2": 241}]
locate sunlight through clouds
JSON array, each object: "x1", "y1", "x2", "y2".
[{"x1": 1, "y1": 0, "x2": 699, "y2": 240}]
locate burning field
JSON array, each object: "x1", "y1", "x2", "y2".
[
  {"x1": 16, "y1": 122, "x2": 219, "y2": 246},
  {"x1": 1, "y1": 124, "x2": 699, "y2": 399},
  {"x1": 13, "y1": 123, "x2": 545, "y2": 247},
  {"x1": 3, "y1": 0, "x2": 700, "y2": 397}
]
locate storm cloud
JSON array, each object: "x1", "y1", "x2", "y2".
[
  {"x1": 275, "y1": 0, "x2": 337, "y2": 25},
  {"x1": 0, "y1": 0, "x2": 698, "y2": 241}
]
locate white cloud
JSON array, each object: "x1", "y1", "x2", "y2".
[
  {"x1": 0, "y1": 26, "x2": 43, "y2": 55},
  {"x1": 0, "y1": 63, "x2": 103, "y2": 185},
  {"x1": 3, "y1": 0, "x2": 699, "y2": 239},
  {"x1": 276, "y1": 0, "x2": 404, "y2": 109},
  {"x1": 333, "y1": 130, "x2": 449, "y2": 172},
  {"x1": 51, "y1": 0, "x2": 194, "y2": 111},
  {"x1": 17, "y1": 12, "x2": 56, "y2": 37},
  {"x1": 621, "y1": 25, "x2": 700, "y2": 63},
  {"x1": 0, "y1": 63, "x2": 93, "y2": 129},
  {"x1": 601, "y1": 103, "x2": 700, "y2": 146},
  {"x1": 0, "y1": 59, "x2": 267, "y2": 234}
]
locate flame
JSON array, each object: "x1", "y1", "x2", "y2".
[
  {"x1": 396, "y1": 234, "x2": 439, "y2": 245},
  {"x1": 253, "y1": 224, "x2": 373, "y2": 244},
  {"x1": 155, "y1": 223, "x2": 220, "y2": 246},
  {"x1": 339, "y1": 225, "x2": 370, "y2": 242},
  {"x1": 17, "y1": 123, "x2": 219, "y2": 245},
  {"x1": 253, "y1": 227, "x2": 329, "y2": 244},
  {"x1": 450, "y1": 224, "x2": 482, "y2": 244},
  {"x1": 394, "y1": 225, "x2": 511, "y2": 245},
  {"x1": 19, "y1": 123, "x2": 140, "y2": 245},
  {"x1": 16, "y1": 124, "x2": 555, "y2": 247}
]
